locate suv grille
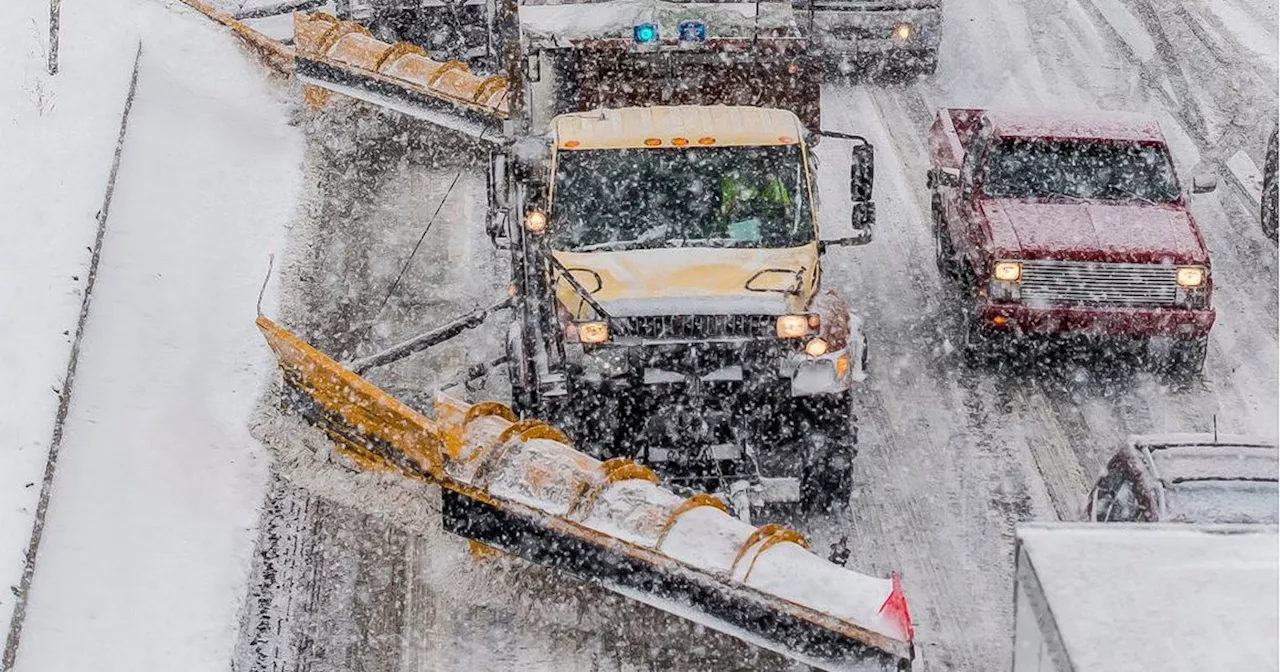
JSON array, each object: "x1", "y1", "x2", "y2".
[
  {"x1": 613, "y1": 314, "x2": 776, "y2": 341},
  {"x1": 1019, "y1": 260, "x2": 1179, "y2": 308}
]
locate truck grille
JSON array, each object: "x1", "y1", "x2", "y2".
[
  {"x1": 613, "y1": 314, "x2": 776, "y2": 341},
  {"x1": 1019, "y1": 260, "x2": 1179, "y2": 308}
]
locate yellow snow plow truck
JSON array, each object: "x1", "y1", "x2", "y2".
[
  {"x1": 176, "y1": 3, "x2": 908, "y2": 669},
  {"x1": 497, "y1": 105, "x2": 876, "y2": 512}
]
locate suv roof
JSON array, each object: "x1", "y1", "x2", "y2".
[
  {"x1": 1129, "y1": 434, "x2": 1279, "y2": 524},
  {"x1": 985, "y1": 109, "x2": 1165, "y2": 144}
]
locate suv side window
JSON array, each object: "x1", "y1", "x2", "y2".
[{"x1": 1105, "y1": 482, "x2": 1141, "y2": 522}]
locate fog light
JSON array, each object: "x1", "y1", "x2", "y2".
[
  {"x1": 893, "y1": 23, "x2": 912, "y2": 40},
  {"x1": 806, "y1": 338, "x2": 829, "y2": 357},
  {"x1": 578, "y1": 321, "x2": 608, "y2": 344}
]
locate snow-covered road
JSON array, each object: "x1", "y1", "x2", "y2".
[
  {"x1": 3, "y1": 0, "x2": 1273, "y2": 668},
  {"x1": 241, "y1": 0, "x2": 1276, "y2": 670}
]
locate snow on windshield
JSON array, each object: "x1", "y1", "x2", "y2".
[
  {"x1": 1163, "y1": 481, "x2": 1280, "y2": 524},
  {"x1": 551, "y1": 146, "x2": 812, "y2": 251},
  {"x1": 984, "y1": 139, "x2": 1180, "y2": 202}
]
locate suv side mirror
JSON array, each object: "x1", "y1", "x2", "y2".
[
  {"x1": 849, "y1": 142, "x2": 875, "y2": 242},
  {"x1": 927, "y1": 166, "x2": 960, "y2": 189},
  {"x1": 1191, "y1": 174, "x2": 1218, "y2": 194}
]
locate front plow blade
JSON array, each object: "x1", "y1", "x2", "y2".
[
  {"x1": 292, "y1": 12, "x2": 508, "y2": 142},
  {"x1": 256, "y1": 315, "x2": 915, "y2": 671}
]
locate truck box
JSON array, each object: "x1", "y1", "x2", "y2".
[{"x1": 1013, "y1": 523, "x2": 1279, "y2": 672}]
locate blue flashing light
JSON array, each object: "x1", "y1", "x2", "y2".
[
  {"x1": 633, "y1": 22, "x2": 659, "y2": 44},
  {"x1": 677, "y1": 20, "x2": 706, "y2": 43}
]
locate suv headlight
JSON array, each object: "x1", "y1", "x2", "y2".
[
  {"x1": 993, "y1": 260, "x2": 1022, "y2": 282},
  {"x1": 1175, "y1": 266, "x2": 1206, "y2": 287}
]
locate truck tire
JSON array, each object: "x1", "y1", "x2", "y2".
[
  {"x1": 797, "y1": 392, "x2": 857, "y2": 513},
  {"x1": 913, "y1": 49, "x2": 939, "y2": 76},
  {"x1": 1164, "y1": 336, "x2": 1208, "y2": 379},
  {"x1": 933, "y1": 201, "x2": 960, "y2": 285}
]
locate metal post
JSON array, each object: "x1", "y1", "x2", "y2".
[{"x1": 48, "y1": 0, "x2": 61, "y2": 75}]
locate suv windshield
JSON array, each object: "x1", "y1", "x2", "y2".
[
  {"x1": 1163, "y1": 481, "x2": 1280, "y2": 524},
  {"x1": 983, "y1": 138, "x2": 1180, "y2": 203},
  {"x1": 551, "y1": 146, "x2": 812, "y2": 252}
]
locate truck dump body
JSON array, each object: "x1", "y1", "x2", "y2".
[
  {"x1": 521, "y1": 0, "x2": 822, "y2": 128},
  {"x1": 1013, "y1": 523, "x2": 1279, "y2": 672}
]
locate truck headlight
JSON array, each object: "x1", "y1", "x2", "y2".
[
  {"x1": 524, "y1": 209, "x2": 547, "y2": 233},
  {"x1": 993, "y1": 260, "x2": 1022, "y2": 282},
  {"x1": 893, "y1": 22, "x2": 913, "y2": 40},
  {"x1": 578, "y1": 321, "x2": 609, "y2": 344},
  {"x1": 1176, "y1": 266, "x2": 1206, "y2": 287},
  {"x1": 776, "y1": 315, "x2": 809, "y2": 338}
]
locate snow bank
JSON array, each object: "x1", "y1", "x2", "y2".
[
  {"x1": 7, "y1": 1, "x2": 303, "y2": 669},
  {"x1": 0, "y1": 0, "x2": 143, "y2": 645}
]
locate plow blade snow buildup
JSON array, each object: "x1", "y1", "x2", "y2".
[
  {"x1": 256, "y1": 314, "x2": 914, "y2": 671},
  {"x1": 292, "y1": 12, "x2": 511, "y2": 140}
]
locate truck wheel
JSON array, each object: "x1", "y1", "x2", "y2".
[
  {"x1": 1263, "y1": 184, "x2": 1278, "y2": 243},
  {"x1": 913, "y1": 49, "x2": 939, "y2": 76},
  {"x1": 801, "y1": 433, "x2": 856, "y2": 514},
  {"x1": 797, "y1": 392, "x2": 858, "y2": 513},
  {"x1": 1163, "y1": 336, "x2": 1208, "y2": 379}
]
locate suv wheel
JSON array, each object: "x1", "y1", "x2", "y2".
[
  {"x1": 1163, "y1": 336, "x2": 1208, "y2": 379},
  {"x1": 933, "y1": 202, "x2": 960, "y2": 284}
]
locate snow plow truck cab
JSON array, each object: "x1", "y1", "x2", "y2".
[{"x1": 501, "y1": 105, "x2": 876, "y2": 512}]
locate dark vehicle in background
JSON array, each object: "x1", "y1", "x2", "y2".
[
  {"x1": 795, "y1": 0, "x2": 942, "y2": 76},
  {"x1": 1263, "y1": 125, "x2": 1278, "y2": 243},
  {"x1": 927, "y1": 108, "x2": 1219, "y2": 374},
  {"x1": 1084, "y1": 434, "x2": 1279, "y2": 524}
]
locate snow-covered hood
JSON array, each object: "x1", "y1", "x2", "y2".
[
  {"x1": 981, "y1": 198, "x2": 1209, "y2": 265},
  {"x1": 551, "y1": 245, "x2": 818, "y2": 318},
  {"x1": 519, "y1": 0, "x2": 798, "y2": 42}
]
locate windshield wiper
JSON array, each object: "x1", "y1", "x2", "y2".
[
  {"x1": 672, "y1": 238, "x2": 754, "y2": 248},
  {"x1": 1031, "y1": 188, "x2": 1088, "y2": 203},
  {"x1": 1107, "y1": 186, "x2": 1160, "y2": 207},
  {"x1": 574, "y1": 240, "x2": 651, "y2": 253}
]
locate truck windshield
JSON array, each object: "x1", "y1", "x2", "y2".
[
  {"x1": 550, "y1": 146, "x2": 812, "y2": 252},
  {"x1": 983, "y1": 139, "x2": 1180, "y2": 203}
]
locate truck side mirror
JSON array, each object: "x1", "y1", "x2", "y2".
[
  {"x1": 1191, "y1": 174, "x2": 1218, "y2": 194},
  {"x1": 849, "y1": 143, "x2": 875, "y2": 242}
]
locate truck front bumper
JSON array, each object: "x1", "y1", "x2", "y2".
[
  {"x1": 978, "y1": 303, "x2": 1216, "y2": 339},
  {"x1": 571, "y1": 334, "x2": 865, "y2": 397}
]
